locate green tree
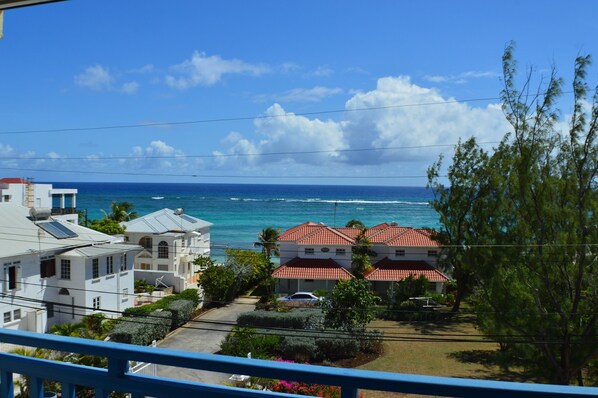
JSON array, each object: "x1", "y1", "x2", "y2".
[
  {"x1": 197, "y1": 265, "x2": 235, "y2": 305},
  {"x1": 225, "y1": 248, "x2": 269, "y2": 292},
  {"x1": 88, "y1": 218, "x2": 126, "y2": 235},
  {"x1": 431, "y1": 44, "x2": 597, "y2": 384},
  {"x1": 392, "y1": 274, "x2": 429, "y2": 303},
  {"x1": 254, "y1": 227, "x2": 281, "y2": 260},
  {"x1": 345, "y1": 219, "x2": 366, "y2": 228},
  {"x1": 101, "y1": 201, "x2": 138, "y2": 222},
  {"x1": 351, "y1": 228, "x2": 374, "y2": 278},
  {"x1": 427, "y1": 137, "x2": 490, "y2": 311},
  {"x1": 321, "y1": 278, "x2": 380, "y2": 331}
]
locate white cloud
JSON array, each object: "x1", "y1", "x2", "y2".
[
  {"x1": 423, "y1": 70, "x2": 499, "y2": 84},
  {"x1": 311, "y1": 65, "x2": 333, "y2": 77},
  {"x1": 216, "y1": 76, "x2": 509, "y2": 169},
  {"x1": 255, "y1": 86, "x2": 343, "y2": 103},
  {"x1": 165, "y1": 51, "x2": 269, "y2": 89},
  {"x1": 121, "y1": 81, "x2": 139, "y2": 94},
  {"x1": 74, "y1": 65, "x2": 114, "y2": 91}
]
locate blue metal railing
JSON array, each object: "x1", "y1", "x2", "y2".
[{"x1": 0, "y1": 328, "x2": 596, "y2": 398}]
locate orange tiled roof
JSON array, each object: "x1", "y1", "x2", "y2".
[
  {"x1": 365, "y1": 258, "x2": 449, "y2": 282},
  {"x1": 0, "y1": 178, "x2": 29, "y2": 184},
  {"x1": 278, "y1": 222, "x2": 319, "y2": 241},
  {"x1": 334, "y1": 227, "x2": 361, "y2": 239},
  {"x1": 272, "y1": 258, "x2": 354, "y2": 280},
  {"x1": 385, "y1": 228, "x2": 438, "y2": 247},
  {"x1": 297, "y1": 227, "x2": 354, "y2": 245}
]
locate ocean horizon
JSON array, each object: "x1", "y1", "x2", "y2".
[{"x1": 53, "y1": 182, "x2": 440, "y2": 261}]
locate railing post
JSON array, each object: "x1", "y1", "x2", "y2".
[
  {"x1": 0, "y1": 370, "x2": 14, "y2": 398},
  {"x1": 108, "y1": 357, "x2": 129, "y2": 377},
  {"x1": 61, "y1": 383, "x2": 76, "y2": 398},
  {"x1": 30, "y1": 377, "x2": 43, "y2": 398},
  {"x1": 341, "y1": 385, "x2": 359, "y2": 398}
]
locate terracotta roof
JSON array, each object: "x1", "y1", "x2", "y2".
[
  {"x1": 297, "y1": 227, "x2": 354, "y2": 245},
  {"x1": 0, "y1": 178, "x2": 29, "y2": 184},
  {"x1": 272, "y1": 258, "x2": 354, "y2": 280},
  {"x1": 368, "y1": 226, "x2": 409, "y2": 243},
  {"x1": 365, "y1": 258, "x2": 449, "y2": 282},
  {"x1": 334, "y1": 227, "x2": 361, "y2": 239},
  {"x1": 385, "y1": 228, "x2": 438, "y2": 247},
  {"x1": 278, "y1": 222, "x2": 319, "y2": 241}
]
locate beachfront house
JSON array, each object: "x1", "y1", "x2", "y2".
[
  {"x1": 0, "y1": 203, "x2": 141, "y2": 332},
  {"x1": 0, "y1": 177, "x2": 79, "y2": 223},
  {"x1": 274, "y1": 221, "x2": 448, "y2": 295},
  {"x1": 122, "y1": 208, "x2": 212, "y2": 293}
]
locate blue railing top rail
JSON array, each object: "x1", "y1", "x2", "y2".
[{"x1": 0, "y1": 328, "x2": 596, "y2": 398}]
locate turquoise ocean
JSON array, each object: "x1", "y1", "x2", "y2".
[{"x1": 54, "y1": 183, "x2": 440, "y2": 261}]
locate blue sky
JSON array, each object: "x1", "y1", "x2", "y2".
[{"x1": 0, "y1": 0, "x2": 596, "y2": 185}]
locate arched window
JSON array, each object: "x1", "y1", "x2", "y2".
[
  {"x1": 158, "y1": 241, "x2": 169, "y2": 259},
  {"x1": 58, "y1": 288, "x2": 70, "y2": 295},
  {"x1": 139, "y1": 236, "x2": 153, "y2": 250}
]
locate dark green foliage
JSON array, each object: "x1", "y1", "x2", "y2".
[
  {"x1": 219, "y1": 327, "x2": 281, "y2": 359},
  {"x1": 280, "y1": 336, "x2": 319, "y2": 362},
  {"x1": 321, "y1": 278, "x2": 380, "y2": 331},
  {"x1": 356, "y1": 330, "x2": 384, "y2": 355},
  {"x1": 198, "y1": 264, "x2": 235, "y2": 304},
  {"x1": 134, "y1": 279, "x2": 155, "y2": 294},
  {"x1": 167, "y1": 299, "x2": 194, "y2": 329},
  {"x1": 178, "y1": 289, "x2": 201, "y2": 307},
  {"x1": 390, "y1": 275, "x2": 429, "y2": 303},
  {"x1": 315, "y1": 336, "x2": 359, "y2": 361},
  {"x1": 110, "y1": 310, "x2": 172, "y2": 346},
  {"x1": 88, "y1": 218, "x2": 125, "y2": 235},
  {"x1": 237, "y1": 309, "x2": 323, "y2": 330}
]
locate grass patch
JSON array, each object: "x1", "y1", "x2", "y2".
[{"x1": 356, "y1": 314, "x2": 528, "y2": 398}]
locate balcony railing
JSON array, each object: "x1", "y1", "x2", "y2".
[
  {"x1": 0, "y1": 328, "x2": 596, "y2": 398},
  {"x1": 50, "y1": 207, "x2": 77, "y2": 215}
]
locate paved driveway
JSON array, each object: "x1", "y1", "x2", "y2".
[{"x1": 154, "y1": 296, "x2": 258, "y2": 385}]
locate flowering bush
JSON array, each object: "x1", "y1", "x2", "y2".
[{"x1": 270, "y1": 380, "x2": 341, "y2": 397}]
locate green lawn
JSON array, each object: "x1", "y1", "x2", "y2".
[{"x1": 357, "y1": 314, "x2": 526, "y2": 398}]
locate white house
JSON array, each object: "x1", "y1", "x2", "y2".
[
  {"x1": 122, "y1": 208, "x2": 212, "y2": 293},
  {"x1": 274, "y1": 222, "x2": 448, "y2": 295},
  {"x1": 0, "y1": 203, "x2": 141, "y2": 333},
  {"x1": 0, "y1": 177, "x2": 78, "y2": 223}
]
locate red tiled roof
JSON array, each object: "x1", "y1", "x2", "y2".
[
  {"x1": 297, "y1": 227, "x2": 354, "y2": 245},
  {"x1": 365, "y1": 258, "x2": 449, "y2": 282},
  {"x1": 272, "y1": 258, "x2": 354, "y2": 280},
  {"x1": 0, "y1": 178, "x2": 29, "y2": 184},
  {"x1": 334, "y1": 227, "x2": 361, "y2": 239},
  {"x1": 385, "y1": 229, "x2": 438, "y2": 247},
  {"x1": 368, "y1": 226, "x2": 409, "y2": 243},
  {"x1": 278, "y1": 222, "x2": 319, "y2": 241}
]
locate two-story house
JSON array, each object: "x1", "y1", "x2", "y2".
[
  {"x1": 0, "y1": 177, "x2": 78, "y2": 223},
  {"x1": 273, "y1": 222, "x2": 448, "y2": 295},
  {"x1": 121, "y1": 208, "x2": 212, "y2": 293},
  {"x1": 0, "y1": 203, "x2": 141, "y2": 333}
]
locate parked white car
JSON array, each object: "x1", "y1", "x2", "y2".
[{"x1": 277, "y1": 292, "x2": 322, "y2": 305}]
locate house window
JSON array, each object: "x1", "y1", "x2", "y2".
[
  {"x1": 139, "y1": 236, "x2": 152, "y2": 250},
  {"x1": 106, "y1": 256, "x2": 114, "y2": 274},
  {"x1": 139, "y1": 263, "x2": 150, "y2": 270},
  {"x1": 336, "y1": 248, "x2": 346, "y2": 256},
  {"x1": 4, "y1": 263, "x2": 21, "y2": 290},
  {"x1": 46, "y1": 303, "x2": 54, "y2": 318},
  {"x1": 304, "y1": 248, "x2": 314, "y2": 255},
  {"x1": 92, "y1": 297, "x2": 101, "y2": 310},
  {"x1": 158, "y1": 241, "x2": 169, "y2": 259},
  {"x1": 395, "y1": 249, "x2": 405, "y2": 257},
  {"x1": 13, "y1": 309, "x2": 21, "y2": 320},
  {"x1": 122, "y1": 288, "x2": 128, "y2": 301},
  {"x1": 60, "y1": 259, "x2": 71, "y2": 280},
  {"x1": 157, "y1": 264, "x2": 169, "y2": 271},
  {"x1": 40, "y1": 257, "x2": 56, "y2": 278},
  {"x1": 3, "y1": 312, "x2": 11, "y2": 323},
  {"x1": 321, "y1": 247, "x2": 330, "y2": 253},
  {"x1": 427, "y1": 250, "x2": 438, "y2": 257},
  {"x1": 120, "y1": 254, "x2": 127, "y2": 271},
  {"x1": 92, "y1": 258, "x2": 99, "y2": 279}
]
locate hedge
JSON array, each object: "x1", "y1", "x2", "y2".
[
  {"x1": 110, "y1": 310, "x2": 172, "y2": 346},
  {"x1": 237, "y1": 308, "x2": 323, "y2": 330},
  {"x1": 124, "y1": 288, "x2": 200, "y2": 317},
  {"x1": 167, "y1": 299, "x2": 195, "y2": 329}
]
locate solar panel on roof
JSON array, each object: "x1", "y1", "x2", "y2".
[
  {"x1": 180, "y1": 214, "x2": 198, "y2": 223},
  {"x1": 37, "y1": 221, "x2": 78, "y2": 239}
]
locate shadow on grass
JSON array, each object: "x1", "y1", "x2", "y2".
[
  {"x1": 405, "y1": 313, "x2": 478, "y2": 335},
  {"x1": 448, "y1": 349, "x2": 540, "y2": 383}
]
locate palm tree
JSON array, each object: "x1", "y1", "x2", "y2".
[
  {"x1": 345, "y1": 219, "x2": 366, "y2": 228},
  {"x1": 254, "y1": 227, "x2": 281, "y2": 260},
  {"x1": 101, "y1": 201, "x2": 138, "y2": 222},
  {"x1": 351, "y1": 228, "x2": 374, "y2": 278}
]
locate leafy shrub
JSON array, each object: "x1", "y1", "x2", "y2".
[
  {"x1": 220, "y1": 327, "x2": 281, "y2": 359},
  {"x1": 110, "y1": 310, "x2": 172, "y2": 346},
  {"x1": 198, "y1": 265, "x2": 235, "y2": 304},
  {"x1": 281, "y1": 336, "x2": 319, "y2": 362},
  {"x1": 167, "y1": 299, "x2": 194, "y2": 329},
  {"x1": 355, "y1": 329, "x2": 384, "y2": 355},
  {"x1": 237, "y1": 309, "x2": 323, "y2": 330},
  {"x1": 312, "y1": 289, "x2": 331, "y2": 298},
  {"x1": 134, "y1": 279, "x2": 155, "y2": 294},
  {"x1": 178, "y1": 289, "x2": 201, "y2": 307},
  {"x1": 315, "y1": 336, "x2": 359, "y2": 361}
]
